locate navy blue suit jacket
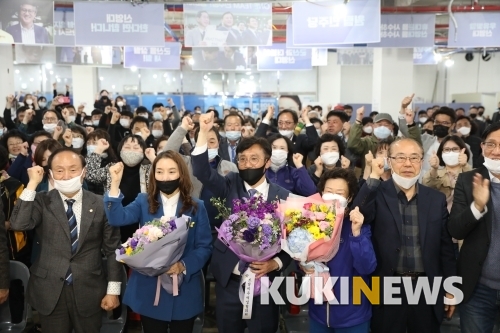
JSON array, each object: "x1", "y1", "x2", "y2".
[
  {"x1": 242, "y1": 29, "x2": 262, "y2": 45},
  {"x1": 217, "y1": 139, "x2": 232, "y2": 163},
  {"x1": 359, "y1": 179, "x2": 456, "y2": 321},
  {"x1": 191, "y1": 149, "x2": 292, "y2": 287},
  {"x1": 7, "y1": 24, "x2": 50, "y2": 44}
]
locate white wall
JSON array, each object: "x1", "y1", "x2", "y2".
[{"x1": 340, "y1": 65, "x2": 373, "y2": 104}]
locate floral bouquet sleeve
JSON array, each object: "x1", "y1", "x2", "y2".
[
  {"x1": 115, "y1": 215, "x2": 191, "y2": 306},
  {"x1": 277, "y1": 195, "x2": 345, "y2": 301},
  {"x1": 212, "y1": 195, "x2": 282, "y2": 319}
]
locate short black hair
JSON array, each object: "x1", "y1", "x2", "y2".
[
  {"x1": 267, "y1": 134, "x2": 294, "y2": 165},
  {"x1": 48, "y1": 147, "x2": 86, "y2": 170},
  {"x1": 236, "y1": 136, "x2": 272, "y2": 160},
  {"x1": 455, "y1": 107, "x2": 465, "y2": 113},
  {"x1": 207, "y1": 109, "x2": 220, "y2": 119},
  {"x1": 194, "y1": 126, "x2": 220, "y2": 142},
  {"x1": 317, "y1": 168, "x2": 359, "y2": 201},
  {"x1": 244, "y1": 117, "x2": 256, "y2": 129},
  {"x1": 153, "y1": 135, "x2": 169, "y2": 152},
  {"x1": 117, "y1": 134, "x2": 147, "y2": 154},
  {"x1": 130, "y1": 116, "x2": 149, "y2": 130},
  {"x1": 224, "y1": 112, "x2": 244, "y2": 127},
  {"x1": 478, "y1": 105, "x2": 485, "y2": 110},
  {"x1": 362, "y1": 117, "x2": 373, "y2": 126},
  {"x1": 456, "y1": 115, "x2": 477, "y2": 136},
  {"x1": 28, "y1": 130, "x2": 52, "y2": 147},
  {"x1": 277, "y1": 109, "x2": 299, "y2": 125},
  {"x1": 343, "y1": 105, "x2": 353, "y2": 111},
  {"x1": 42, "y1": 109, "x2": 61, "y2": 120},
  {"x1": 1, "y1": 129, "x2": 27, "y2": 152},
  {"x1": 326, "y1": 110, "x2": 349, "y2": 123},
  {"x1": 136, "y1": 106, "x2": 149, "y2": 114},
  {"x1": 65, "y1": 104, "x2": 76, "y2": 111},
  {"x1": 369, "y1": 111, "x2": 379, "y2": 118},
  {"x1": 121, "y1": 110, "x2": 134, "y2": 119},
  {"x1": 0, "y1": 146, "x2": 9, "y2": 170},
  {"x1": 152, "y1": 103, "x2": 164, "y2": 110},
  {"x1": 436, "y1": 135, "x2": 469, "y2": 167},
  {"x1": 433, "y1": 106, "x2": 456, "y2": 124},
  {"x1": 91, "y1": 109, "x2": 103, "y2": 116},
  {"x1": 197, "y1": 10, "x2": 208, "y2": 18},
  {"x1": 16, "y1": 106, "x2": 29, "y2": 116},
  {"x1": 314, "y1": 133, "x2": 345, "y2": 158},
  {"x1": 481, "y1": 122, "x2": 500, "y2": 141},
  {"x1": 418, "y1": 110, "x2": 427, "y2": 116}
]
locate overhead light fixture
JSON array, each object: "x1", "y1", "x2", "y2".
[
  {"x1": 445, "y1": 58, "x2": 455, "y2": 67},
  {"x1": 434, "y1": 53, "x2": 442, "y2": 62},
  {"x1": 465, "y1": 52, "x2": 474, "y2": 61},
  {"x1": 130, "y1": 66, "x2": 137, "y2": 72},
  {"x1": 188, "y1": 58, "x2": 194, "y2": 65}
]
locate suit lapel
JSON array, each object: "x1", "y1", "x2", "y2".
[
  {"x1": 76, "y1": 191, "x2": 96, "y2": 254},
  {"x1": 416, "y1": 184, "x2": 429, "y2": 251},
  {"x1": 381, "y1": 181, "x2": 403, "y2": 236},
  {"x1": 267, "y1": 183, "x2": 279, "y2": 203},
  {"x1": 47, "y1": 190, "x2": 71, "y2": 241}
]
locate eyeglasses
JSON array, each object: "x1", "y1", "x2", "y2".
[
  {"x1": 43, "y1": 117, "x2": 58, "y2": 123},
  {"x1": 236, "y1": 156, "x2": 265, "y2": 167},
  {"x1": 443, "y1": 147, "x2": 461, "y2": 153},
  {"x1": 278, "y1": 121, "x2": 295, "y2": 127},
  {"x1": 483, "y1": 142, "x2": 500, "y2": 151},
  {"x1": 20, "y1": 8, "x2": 36, "y2": 14},
  {"x1": 434, "y1": 121, "x2": 452, "y2": 127},
  {"x1": 389, "y1": 155, "x2": 423, "y2": 164}
]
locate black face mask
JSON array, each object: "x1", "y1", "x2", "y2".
[
  {"x1": 479, "y1": 111, "x2": 484, "y2": 116},
  {"x1": 239, "y1": 165, "x2": 266, "y2": 186},
  {"x1": 157, "y1": 178, "x2": 180, "y2": 195},
  {"x1": 433, "y1": 125, "x2": 450, "y2": 138},
  {"x1": 423, "y1": 129, "x2": 433, "y2": 135},
  {"x1": 470, "y1": 113, "x2": 477, "y2": 119}
]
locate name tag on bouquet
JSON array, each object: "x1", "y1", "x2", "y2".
[{"x1": 239, "y1": 270, "x2": 256, "y2": 319}]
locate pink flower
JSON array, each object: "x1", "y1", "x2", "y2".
[
  {"x1": 303, "y1": 210, "x2": 316, "y2": 220},
  {"x1": 303, "y1": 203, "x2": 313, "y2": 210},
  {"x1": 319, "y1": 221, "x2": 330, "y2": 231},
  {"x1": 315, "y1": 212, "x2": 327, "y2": 221}
]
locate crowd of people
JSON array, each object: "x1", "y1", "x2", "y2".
[{"x1": 0, "y1": 89, "x2": 500, "y2": 333}]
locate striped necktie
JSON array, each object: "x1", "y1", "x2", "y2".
[
  {"x1": 65, "y1": 199, "x2": 78, "y2": 285},
  {"x1": 248, "y1": 189, "x2": 258, "y2": 197}
]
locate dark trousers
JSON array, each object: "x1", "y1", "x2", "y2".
[
  {"x1": 39, "y1": 285, "x2": 101, "y2": 333},
  {"x1": 460, "y1": 283, "x2": 500, "y2": 333},
  {"x1": 141, "y1": 314, "x2": 196, "y2": 333},
  {"x1": 215, "y1": 278, "x2": 280, "y2": 333},
  {"x1": 370, "y1": 279, "x2": 440, "y2": 333}
]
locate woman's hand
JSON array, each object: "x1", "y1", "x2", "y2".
[
  {"x1": 166, "y1": 261, "x2": 185, "y2": 275},
  {"x1": 350, "y1": 206, "x2": 364, "y2": 237}
]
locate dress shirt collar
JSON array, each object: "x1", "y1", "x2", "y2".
[
  {"x1": 21, "y1": 24, "x2": 35, "y2": 32},
  {"x1": 160, "y1": 190, "x2": 181, "y2": 206},
  {"x1": 59, "y1": 188, "x2": 83, "y2": 204},
  {"x1": 244, "y1": 179, "x2": 269, "y2": 199},
  {"x1": 488, "y1": 171, "x2": 500, "y2": 183}
]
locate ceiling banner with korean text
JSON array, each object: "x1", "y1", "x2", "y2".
[
  {"x1": 448, "y1": 12, "x2": 500, "y2": 47},
  {"x1": 124, "y1": 43, "x2": 181, "y2": 70}
]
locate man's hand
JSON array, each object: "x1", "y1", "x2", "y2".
[
  {"x1": 145, "y1": 148, "x2": 156, "y2": 164},
  {"x1": 370, "y1": 157, "x2": 385, "y2": 179},
  {"x1": 109, "y1": 162, "x2": 124, "y2": 184},
  {"x1": 199, "y1": 112, "x2": 214, "y2": 133},
  {"x1": 349, "y1": 206, "x2": 364, "y2": 237},
  {"x1": 159, "y1": 106, "x2": 168, "y2": 120},
  {"x1": 356, "y1": 106, "x2": 365, "y2": 122},
  {"x1": 241, "y1": 126, "x2": 255, "y2": 138},
  {"x1": 86, "y1": 127, "x2": 94, "y2": 134},
  {"x1": 22, "y1": 109, "x2": 33, "y2": 124},
  {"x1": 343, "y1": 121, "x2": 351, "y2": 136},
  {"x1": 101, "y1": 295, "x2": 120, "y2": 311},
  {"x1": 266, "y1": 105, "x2": 274, "y2": 121},
  {"x1": 365, "y1": 151, "x2": 374, "y2": 167},
  {"x1": 61, "y1": 108, "x2": 71, "y2": 123},
  {"x1": 340, "y1": 156, "x2": 350, "y2": 169},
  {"x1": 77, "y1": 104, "x2": 84, "y2": 114},
  {"x1": 167, "y1": 98, "x2": 174, "y2": 106},
  {"x1": 429, "y1": 151, "x2": 440, "y2": 170},
  {"x1": 104, "y1": 106, "x2": 111, "y2": 114},
  {"x1": 0, "y1": 289, "x2": 8, "y2": 304},
  {"x1": 166, "y1": 261, "x2": 185, "y2": 275},
  {"x1": 110, "y1": 111, "x2": 120, "y2": 125},
  {"x1": 250, "y1": 260, "x2": 279, "y2": 279},
  {"x1": 444, "y1": 293, "x2": 456, "y2": 319},
  {"x1": 5, "y1": 95, "x2": 14, "y2": 109},
  {"x1": 20, "y1": 142, "x2": 29, "y2": 156},
  {"x1": 181, "y1": 116, "x2": 194, "y2": 131},
  {"x1": 53, "y1": 125, "x2": 63, "y2": 140},
  {"x1": 27, "y1": 166, "x2": 45, "y2": 190},
  {"x1": 472, "y1": 173, "x2": 490, "y2": 212},
  {"x1": 401, "y1": 93, "x2": 415, "y2": 110},
  {"x1": 140, "y1": 127, "x2": 150, "y2": 141},
  {"x1": 292, "y1": 153, "x2": 303, "y2": 168},
  {"x1": 301, "y1": 108, "x2": 310, "y2": 124},
  {"x1": 314, "y1": 156, "x2": 323, "y2": 177},
  {"x1": 62, "y1": 129, "x2": 72, "y2": 147},
  {"x1": 95, "y1": 139, "x2": 109, "y2": 155},
  {"x1": 405, "y1": 108, "x2": 415, "y2": 125},
  {"x1": 458, "y1": 148, "x2": 467, "y2": 166}
]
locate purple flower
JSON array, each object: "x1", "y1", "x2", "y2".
[
  {"x1": 119, "y1": 248, "x2": 126, "y2": 255},
  {"x1": 248, "y1": 216, "x2": 260, "y2": 229},
  {"x1": 130, "y1": 238, "x2": 138, "y2": 249},
  {"x1": 243, "y1": 229, "x2": 255, "y2": 242},
  {"x1": 169, "y1": 220, "x2": 177, "y2": 230},
  {"x1": 262, "y1": 224, "x2": 272, "y2": 236}
]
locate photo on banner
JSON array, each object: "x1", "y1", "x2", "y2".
[
  {"x1": 53, "y1": 6, "x2": 74, "y2": 46},
  {"x1": 0, "y1": 0, "x2": 53, "y2": 45},
  {"x1": 55, "y1": 46, "x2": 113, "y2": 67},
  {"x1": 124, "y1": 43, "x2": 181, "y2": 70},
  {"x1": 73, "y1": 1, "x2": 165, "y2": 46},
  {"x1": 257, "y1": 44, "x2": 313, "y2": 71},
  {"x1": 183, "y1": 3, "x2": 272, "y2": 47},
  {"x1": 14, "y1": 44, "x2": 56, "y2": 64},
  {"x1": 192, "y1": 46, "x2": 251, "y2": 71},
  {"x1": 337, "y1": 49, "x2": 373, "y2": 65}
]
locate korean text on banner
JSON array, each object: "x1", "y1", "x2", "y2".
[
  {"x1": 413, "y1": 47, "x2": 437, "y2": 65},
  {"x1": 291, "y1": 0, "x2": 380, "y2": 46},
  {"x1": 53, "y1": 7, "x2": 75, "y2": 46},
  {"x1": 124, "y1": 43, "x2": 181, "y2": 70},
  {"x1": 448, "y1": 12, "x2": 500, "y2": 47},
  {"x1": 257, "y1": 44, "x2": 312, "y2": 71},
  {"x1": 74, "y1": 2, "x2": 165, "y2": 46},
  {"x1": 370, "y1": 14, "x2": 435, "y2": 48}
]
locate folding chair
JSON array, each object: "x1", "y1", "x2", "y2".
[{"x1": 0, "y1": 261, "x2": 30, "y2": 333}]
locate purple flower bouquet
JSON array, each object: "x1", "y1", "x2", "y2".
[
  {"x1": 115, "y1": 215, "x2": 191, "y2": 306},
  {"x1": 212, "y1": 195, "x2": 282, "y2": 319}
]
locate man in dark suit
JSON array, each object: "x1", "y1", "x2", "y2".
[
  {"x1": 0, "y1": 200, "x2": 8, "y2": 305},
  {"x1": 216, "y1": 12, "x2": 240, "y2": 45},
  {"x1": 218, "y1": 111, "x2": 245, "y2": 163},
  {"x1": 6, "y1": 3, "x2": 50, "y2": 44},
  {"x1": 218, "y1": 46, "x2": 246, "y2": 70},
  {"x1": 192, "y1": 112, "x2": 291, "y2": 333},
  {"x1": 193, "y1": 47, "x2": 220, "y2": 70},
  {"x1": 490, "y1": 102, "x2": 500, "y2": 124},
  {"x1": 469, "y1": 106, "x2": 486, "y2": 137},
  {"x1": 256, "y1": 106, "x2": 319, "y2": 165},
  {"x1": 242, "y1": 17, "x2": 262, "y2": 45},
  {"x1": 358, "y1": 138, "x2": 456, "y2": 333},
  {"x1": 448, "y1": 122, "x2": 500, "y2": 333},
  {"x1": 9, "y1": 148, "x2": 122, "y2": 333}
]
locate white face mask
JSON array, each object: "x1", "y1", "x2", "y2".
[
  {"x1": 279, "y1": 130, "x2": 294, "y2": 138},
  {"x1": 43, "y1": 123, "x2": 57, "y2": 133},
  {"x1": 93, "y1": 120, "x2": 99, "y2": 126},
  {"x1": 483, "y1": 157, "x2": 500, "y2": 174},
  {"x1": 225, "y1": 131, "x2": 241, "y2": 141},
  {"x1": 219, "y1": 131, "x2": 226, "y2": 138},
  {"x1": 321, "y1": 152, "x2": 339, "y2": 166},
  {"x1": 84, "y1": 122, "x2": 93, "y2": 126},
  {"x1": 244, "y1": 111, "x2": 251, "y2": 117},
  {"x1": 25, "y1": 99, "x2": 33, "y2": 105},
  {"x1": 271, "y1": 149, "x2": 288, "y2": 168},
  {"x1": 117, "y1": 101, "x2": 124, "y2": 107},
  {"x1": 363, "y1": 126, "x2": 373, "y2": 134},
  {"x1": 457, "y1": 127, "x2": 471, "y2": 136},
  {"x1": 419, "y1": 117, "x2": 428, "y2": 124},
  {"x1": 120, "y1": 119, "x2": 130, "y2": 128},
  {"x1": 153, "y1": 112, "x2": 163, "y2": 120},
  {"x1": 87, "y1": 145, "x2": 97, "y2": 155},
  {"x1": 208, "y1": 148, "x2": 218, "y2": 160},
  {"x1": 50, "y1": 170, "x2": 84, "y2": 195},
  {"x1": 442, "y1": 152, "x2": 459, "y2": 166},
  {"x1": 120, "y1": 151, "x2": 144, "y2": 167},
  {"x1": 321, "y1": 193, "x2": 348, "y2": 208},
  {"x1": 72, "y1": 137, "x2": 84, "y2": 149},
  {"x1": 152, "y1": 130, "x2": 163, "y2": 138},
  {"x1": 68, "y1": 116, "x2": 76, "y2": 123},
  {"x1": 38, "y1": 101, "x2": 47, "y2": 108},
  {"x1": 391, "y1": 169, "x2": 420, "y2": 190},
  {"x1": 373, "y1": 126, "x2": 392, "y2": 139}
]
